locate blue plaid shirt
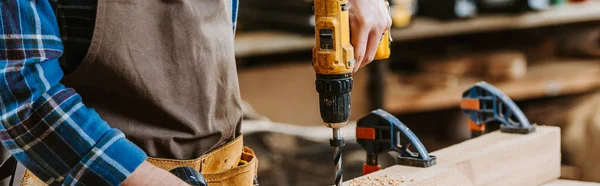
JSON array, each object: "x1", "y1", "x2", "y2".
[{"x1": 0, "y1": 0, "x2": 239, "y2": 185}]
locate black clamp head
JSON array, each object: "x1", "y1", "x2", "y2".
[
  {"x1": 461, "y1": 81, "x2": 536, "y2": 136},
  {"x1": 357, "y1": 109, "x2": 436, "y2": 168}
]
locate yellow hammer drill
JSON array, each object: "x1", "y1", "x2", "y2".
[{"x1": 312, "y1": 0, "x2": 391, "y2": 185}]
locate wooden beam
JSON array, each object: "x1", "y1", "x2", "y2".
[
  {"x1": 542, "y1": 179, "x2": 600, "y2": 186},
  {"x1": 345, "y1": 126, "x2": 560, "y2": 186}
]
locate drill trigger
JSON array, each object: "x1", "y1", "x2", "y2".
[{"x1": 461, "y1": 81, "x2": 536, "y2": 135}]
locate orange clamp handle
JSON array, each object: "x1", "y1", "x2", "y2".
[
  {"x1": 363, "y1": 164, "x2": 382, "y2": 175},
  {"x1": 356, "y1": 127, "x2": 376, "y2": 140},
  {"x1": 468, "y1": 119, "x2": 485, "y2": 132},
  {"x1": 460, "y1": 98, "x2": 480, "y2": 110}
]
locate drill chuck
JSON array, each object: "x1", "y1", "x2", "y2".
[{"x1": 315, "y1": 74, "x2": 353, "y2": 127}]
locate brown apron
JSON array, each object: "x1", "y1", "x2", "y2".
[
  {"x1": 7, "y1": 0, "x2": 257, "y2": 184},
  {"x1": 61, "y1": 0, "x2": 243, "y2": 159}
]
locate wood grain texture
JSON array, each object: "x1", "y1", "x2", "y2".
[
  {"x1": 345, "y1": 126, "x2": 561, "y2": 186},
  {"x1": 385, "y1": 59, "x2": 600, "y2": 113},
  {"x1": 543, "y1": 179, "x2": 600, "y2": 186}
]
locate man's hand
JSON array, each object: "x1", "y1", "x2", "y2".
[
  {"x1": 348, "y1": 0, "x2": 392, "y2": 72},
  {"x1": 122, "y1": 161, "x2": 190, "y2": 186}
]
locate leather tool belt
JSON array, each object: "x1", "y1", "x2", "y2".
[{"x1": 12, "y1": 135, "x2": 258, "y2": 186}]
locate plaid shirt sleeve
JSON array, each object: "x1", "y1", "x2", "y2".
[
  {"x1": 0, "y1": 0, "x2": 147, "y2": 185},
  {"x1": 232, "y1": 0, "x2": 239, "y2": 33}
]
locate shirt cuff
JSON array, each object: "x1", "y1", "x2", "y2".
[{"x1": 61, "y1": 129, "x2": 147, "y2": 185}]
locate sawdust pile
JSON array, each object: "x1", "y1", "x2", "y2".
[{"x1": 346, "y1": 175, "x2": 415, "y2": 186}]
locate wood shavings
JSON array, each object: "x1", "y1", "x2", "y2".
[{"x1": 346, "y1": 176, "x2": 406, "y2": 186}]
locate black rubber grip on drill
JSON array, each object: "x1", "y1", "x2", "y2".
[
  {"x1": 316, "y1": 74, "x2": 353, "y2": 123},
  {"x1": 170, "y1": 166, "x2": 208, "y2": 186}
]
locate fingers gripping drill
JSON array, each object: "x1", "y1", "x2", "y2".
[{"x1": 312, "y1": 0, "x2": 391, "y2": 185}]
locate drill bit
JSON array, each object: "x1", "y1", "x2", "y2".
[{"x1": 332, "y1": 128, "x2": 343, "y2": 186}]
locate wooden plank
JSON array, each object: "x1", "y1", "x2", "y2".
[
  {"x1": 345, "y1": 126, "x2": 561, "y2": 186},
  {"x1": 385, "y1": 59, "x2": 600, "y2": 114},
  {"x1": 233, "y1": 2, "x2": 600, "y2": 57},
  {"x1": 392, "y1": 1, "x2": 600, "y2": 41},
  {"x1": 543, "y1": 179, "x2": 600, "y2": 186}
]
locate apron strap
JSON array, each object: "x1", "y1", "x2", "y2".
[{"x1": 0, "y1": 156, "x2": 17, "y2": 185}]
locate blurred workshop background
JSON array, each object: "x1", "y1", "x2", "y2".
[
  {"x1": 2, "y1": 0, "x2": 596, "y2": 185},
  {"x1": 233, "y1": 0, "x2": 600, "y2": 185}
]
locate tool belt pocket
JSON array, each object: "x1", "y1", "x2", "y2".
[
  {"x1": 203, "y1": 147, "x2": 258, "y2": 186},
  {"x1": 147, "y1": 135, "x2": 259, "y2": 186}
]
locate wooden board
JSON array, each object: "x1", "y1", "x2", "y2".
[
  {"x1": 345, "y1": 126, "x2": 561, "y2": 186},
  {"x1": 385, "y1": 59, "x2": 600, "y2": 114},
  {"x1": 543, "y1": 179, "x2": 600, "y2": 186},
  {"x1": 234, "y1": 1, "x2": 600, "y2": 57}
]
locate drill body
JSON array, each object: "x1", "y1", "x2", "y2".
[
  {"x1": 313, "y1": 0, "x2": 355, "y2": 130},
  {"x1": 313, "y1": 2, "x2": 354, "y2": 184},
  {"x1": 313, "y1": 0, "x2": 391, "y2": 129},
  {"x1": 312, "y1": 0, "x2": 391, "y2": 185}
]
